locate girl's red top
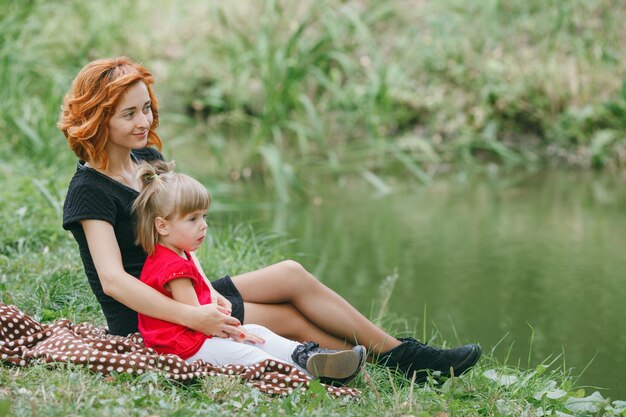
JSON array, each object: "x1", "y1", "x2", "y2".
[{"x1": 138, "y1": 244, "x2": 212, "y2": 359}]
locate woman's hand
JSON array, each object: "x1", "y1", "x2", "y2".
[
  {"x1": 186, "y1": 303, "x2": 241, "y2": 338},
  {"x1": 214, "y1": 293, "x2": 232, "y2": 316}
]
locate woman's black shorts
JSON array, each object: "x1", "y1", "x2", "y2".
[{"x1": 211, "y1": 275, "x2": 245, "y2": 323}]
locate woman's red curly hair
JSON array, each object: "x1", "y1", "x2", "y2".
[{"x1": 57, "y1": 57, "x2": 162, "y2": 169}]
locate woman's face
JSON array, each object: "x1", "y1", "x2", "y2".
[{"x1": 107, "y1": 82, "x2": 153, "y2": 153}]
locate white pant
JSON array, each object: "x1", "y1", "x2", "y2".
[{"x1": 185, "y1": 324, "x2": 301, "y2": 369}]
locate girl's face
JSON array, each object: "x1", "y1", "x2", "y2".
[
  {"x1": 107, "y1": 82, "x2": 153, "y2": 153},
  {"x1": 158, "y1": 209, "x2": 208, "y2": 256}
]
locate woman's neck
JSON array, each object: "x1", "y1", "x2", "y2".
[
  {"x1": 87, "y1": 148, "x2": 139, "y2": 190},
  {"x1": 107, "y1": 157, "x2": 134, "y2": 175},
  {"x1": 106, "y1": 146, "x2": 134, "y2": 173}
]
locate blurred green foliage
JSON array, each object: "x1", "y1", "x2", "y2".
[{"x1": 1, "y1": 0, "x2": 624, "y2": 200}]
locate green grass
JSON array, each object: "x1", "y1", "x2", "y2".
[{"x1": 1, "y1": 166, "x2": 625, "y2": 416}]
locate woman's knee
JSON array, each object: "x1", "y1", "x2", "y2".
[
  {"x1": 277, "y1": 260, "x2": 320, "y2": 289},
  {"x1": 278, "y1": 259, "x2": 306, "y2": 274}
]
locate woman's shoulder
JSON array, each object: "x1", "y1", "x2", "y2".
[
  {"x1": 62, "y1": 163, "x2": 127, "y2": 228},
  {"x1": 65, "y1": 163, "x2": 117, "y2": 197},
  {"x1": 66, "y1": 162, "x2": 103, "y2": 191}
]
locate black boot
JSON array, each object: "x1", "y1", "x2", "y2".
[
  {"x1": 291, "y1": 342, "x2": 367, "y2": 385},
  {"x1": 377, "y1": 337, "x2": 481, "y2": 383}
]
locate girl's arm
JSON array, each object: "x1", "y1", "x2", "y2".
[
  {"x1": 168, "y1": 278, "x2": 263, "y2": 344},
  {"x1": 189, "y1": 251, "x2": 232, "y2": 314},
  {"x1": 166, "y1": 278, "x2": 201, "y2": 307},
  {"x1": 81, "y1": 219, "x2": 241, "y2": 337}
]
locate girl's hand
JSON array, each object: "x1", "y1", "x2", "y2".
[
  {"x1": 231, "y1": 328, "x2": 265, "y2": 345},
  {"x1": 187, "y1": 303, "x2": 241, "y2": 338}
]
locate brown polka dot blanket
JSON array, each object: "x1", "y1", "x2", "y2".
[{"x1": 0, "y1": 303, "x2": 359, "y2": 397}]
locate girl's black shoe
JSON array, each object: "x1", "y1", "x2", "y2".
[{"x1": 378, "y1": 337, "x2": 481, "y2": 383}]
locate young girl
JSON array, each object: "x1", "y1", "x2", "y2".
[
  {"x1": 60, "y1": 56, "x2": 481, "y2": 386},
  {"x1": 132, "y1": 160, "x2": 366, "y2": 384}
]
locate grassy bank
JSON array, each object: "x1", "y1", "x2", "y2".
[
  {"x1": 1, "y1": 0, "x2": 625, "y2": 200},
  {"x1": 1, "y1": 168, "x2": 625, "y2": 416}
]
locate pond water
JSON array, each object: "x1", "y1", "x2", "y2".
[{"x1": 211, "y1": 171, "x2": 626, "y2": 399}]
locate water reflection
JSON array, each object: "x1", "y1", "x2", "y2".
[{"x1": 211, "y1": 171, "x2": 626, "y2": 399}]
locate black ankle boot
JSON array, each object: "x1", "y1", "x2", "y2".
[
  {"x1": 291, "y1": 342, "x2": 367, "y2": 385},
  {"x1": 377, "y1": 337, "x2": 481, "y2": 383}
]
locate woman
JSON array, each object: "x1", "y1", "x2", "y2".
[{"x1": 58, "y1": 57, "x2": 481, "y2": 384}]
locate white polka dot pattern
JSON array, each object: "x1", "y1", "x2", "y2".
[{"x1": 0, "y1": 303, "x2": 359, "y2": 397}]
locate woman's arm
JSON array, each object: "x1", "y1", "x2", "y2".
[{"x1": 81, "y1": 219, "x2": 240, "y2": 336}]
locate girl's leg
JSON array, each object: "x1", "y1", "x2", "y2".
[
  {"x1": 241, "y1": 324, "x2": 300, "y2": 364},
  {"x1": 185, "y1": 337, "x2": 288, "y2": 367},
  {"x1": 243, "y1": 324, "x2": 366, "y2": 381},
  {"x1": 232, "y1": 260, "x2": 401, "y2": 355},
  {"x1": 186, "y1": 325, "x2": 353, "y2": 372}
]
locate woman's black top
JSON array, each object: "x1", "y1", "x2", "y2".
[{"x1": 62, "y1": 147, "x2": 163, "y2": 336}]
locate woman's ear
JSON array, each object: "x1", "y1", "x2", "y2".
[{"x1": 154, "y1": 217, "x2": 169, "y2": 236}]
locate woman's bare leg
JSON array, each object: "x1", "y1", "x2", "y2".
[
  {"x1": 243, "y1": 302, "x2": 352, "y2": 350},
  {"x1": 232, "y1": 260, "x2": 401, "y2": 354}
]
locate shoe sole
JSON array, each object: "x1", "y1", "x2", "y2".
[
  {"x1": 453, "y1": 344, "x2": 482, "y2": 377},
  {"x1": 306, "y1": 347, "x2": 365, "y2": 379}
]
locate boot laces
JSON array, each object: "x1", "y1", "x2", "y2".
[
  {"x1": 400, "y1": 337, "x2": 442, "y2": 356},
  {"x1": 400, "y1": 337, "x2": 428, "y2": 347},
  {"x1": 298, "y1": 341, "x2": 319, "y2": 354},
  {"x1": 293, "y1": 341, "x2": 320, "y2": 359},
  {"x1": 291, "y1": 341, "x2": 320, "y2": 368}
]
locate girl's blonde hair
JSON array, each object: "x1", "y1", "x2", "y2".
[
  {"x1": 57, "y1": 57, "x2": 162, "y2": 170},
  {"x1": 132, "y1": 161, "x2": 210, "y2": 255}
]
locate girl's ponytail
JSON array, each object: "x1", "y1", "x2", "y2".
[
  {"x1": 136, "y1": 160, "x2": 175, "y2": 188},
  {"x1": 132, "y1": 160, "x2": 175, "y2": 255}
]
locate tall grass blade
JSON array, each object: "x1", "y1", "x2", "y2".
[
  {"x1": 571, "y1": 352, "x2": 599, "y2": 389},
  {"x1": 10, "y1": 115, "x2": 44, "y2": 151},
  {"x1": 376, "y1": 271, "x2": 398, "y2": 322},
  {"x1": 390, "y1": 145, "x2": 432, "y2": 185},
  {"x1": 360, "y1": 170, "x2": 391, "y2": 195},
  {"x1": 527, "y1": 322, "x2": 535, "y2": 369},
  {"x1": 259, "y1": 145, "x2": 291, "y2": 203},
  {"x1": 32, "y1": 179, "x2": 62, "y2": 216}
]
